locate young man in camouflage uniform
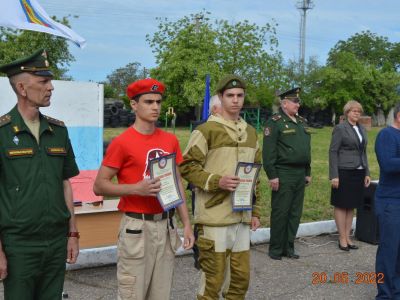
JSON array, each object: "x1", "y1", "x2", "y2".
[{"x1": 180, "y1": 74, "x2": 261, "y2": 300}]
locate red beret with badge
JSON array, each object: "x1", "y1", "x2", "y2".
[{"x1": 126, "y1": 78, "x2": 165, "y2": 99}]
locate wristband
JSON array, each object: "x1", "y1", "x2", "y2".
[{"x1": 68, "y1": 232, "x2": 80, "y2": 239}]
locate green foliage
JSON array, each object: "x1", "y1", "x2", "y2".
[
  {"x1": 0, "y1": 16, "x2": 75, "y2": 80},
  {"x1": 282, "y1": 56, "x2": 324, "y2": 109},
  {"x1": 320, "y1": 55, "x2": 399, "y2": 116},
  {"x1": 146, "y1": 11, "x2": 282, "y2": 115},
  {"x1": 328, "y1": 30, "x2": 400, "y2": 71},
  {"x1": 148, "y1": 12, "x2": 220, "y2": 115},
  {"x1": 317, "y1": 52, "x2": 369, "y2": 113},
  {"x1": 102, "y1": 82, "x2": 117, "y2": 98},
  {"x1": 105, "y1": 62, "x2": 148, "y2": 98},
  {"x1": 281, "y1": 31, "x2": 400, "y2": 117}
]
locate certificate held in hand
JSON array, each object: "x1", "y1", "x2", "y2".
[
  {"x1": 149, "y1": 153, "x2": 183, "y2": 211},
  {"x1": 232, "y1": 162, "x2": 261, "y2": 211}
]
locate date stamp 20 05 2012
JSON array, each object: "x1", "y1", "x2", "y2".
[{"x1": 312, "y1": 272, "x2": 384, "y2": 285}]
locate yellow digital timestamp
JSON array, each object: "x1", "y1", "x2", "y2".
[{"x1": 312, "y1": 272, "x2": 384, "y2": 285}]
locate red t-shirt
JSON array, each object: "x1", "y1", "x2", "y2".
[{"x1": 102, "y1": 127, "x2": 183, "y2": 214}]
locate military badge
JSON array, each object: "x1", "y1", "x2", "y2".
[
  {"x1": 264, "y1": 127, "x2": 271, "y2": 136},
  {"x1": 13, "y1": 136, "x2": 19, "y2": 145},
  {"x1": 7, "y1": 148, "x2": 34, "y2": 157},
  {"x1": 232, "y1": 80, "x2": 237, "y2": 86},
  {"x1": 46, "y1": 147, "x2": 67, "y2": 155},
  {"x1": 151, "y1": 84, "x2": 158, "y2": 91}
]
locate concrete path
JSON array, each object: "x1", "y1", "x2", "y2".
[{"x1": 0, "y1": 234, "x2": 378, "y2": 299}]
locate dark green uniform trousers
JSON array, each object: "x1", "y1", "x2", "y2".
[
  {"x1": 269, "y1": 167, "x2": 306, "y2": 257},
  {"x1": 3, "y1": 237, "x2": 67, "y2": 300}
]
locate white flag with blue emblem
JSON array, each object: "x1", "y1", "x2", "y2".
[{"x1": 0, "y1": 0, "x2": 86, "y2": 48}]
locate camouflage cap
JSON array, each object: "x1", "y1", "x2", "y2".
[
  {"x1": 0, "y1": 49, "x2": 53, "y2": 78},
  {"x1": 215, "y1": 74, "x2": 246, "y2": 94}
]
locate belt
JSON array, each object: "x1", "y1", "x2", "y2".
[{"x1": 125, "y1": 209, "x2": 174, "y2": 221}]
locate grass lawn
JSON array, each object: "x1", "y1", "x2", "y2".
[{"x1": 103, "y1": 126, "x2": 381, "y2": 226}]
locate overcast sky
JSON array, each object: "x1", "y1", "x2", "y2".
[{"x1": 40, "y1": 0, "x2": 400, "y2": 82}]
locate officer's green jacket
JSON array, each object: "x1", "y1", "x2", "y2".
[
  {"x1": 0, "y1": 105, "x2": 79, "y2": 245},
  {"x1": 263, "y1": 108, "x2": 311, "y2": 179},
  {"x1": 179, "y1": 115, "x2": 261, "y2": 226}
]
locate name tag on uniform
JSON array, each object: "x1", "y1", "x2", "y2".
[
  {"x1": 46, "y1": 147, "x2": 67, "y2": 155},
  {"x1": 7, "y1": 148, "x2": 34, "y2": 157},
  {"x1": 282, "y1": 129, "x2": 296, "y2": 134}
]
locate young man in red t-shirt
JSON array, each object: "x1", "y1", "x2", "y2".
[{"x1": 94, "y1": 78, "x2": 194, "y2": 300}]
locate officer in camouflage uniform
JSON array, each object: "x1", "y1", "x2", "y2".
[
  {"x1": 263, "y1": 87, "x2": 311, "y2": 260},
  {"x1": 0, "y1": 49, "x2": 80, "y2": 299}
]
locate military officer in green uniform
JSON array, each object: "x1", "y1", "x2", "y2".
[
  {"x1": 0, "y1": 49, "x2": 80, "y2": 299},
  {"x1": 262, "y1": 87, "x2": 311, "y2": 260}
]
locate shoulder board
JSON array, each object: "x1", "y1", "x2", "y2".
[
  {"x1": 44, "y1": 115, "x2": 65, "y2": 127},
  {"x1": 298, "y1": 115, "x2": 307, "y2": 123},
  {"x1": 0, "y1": 114, "x2": 11, "y2": 127},
  {"x1": 271, "y1": 114, "x2": 282, "y2": 121}
]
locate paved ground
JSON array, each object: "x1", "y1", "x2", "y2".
[{"x1": 0, "y1": 233, "x2": 378, "y2": 299}]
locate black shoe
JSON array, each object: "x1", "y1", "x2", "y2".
[
  {"x1": 269, "y1": 254, "x2": 282, "y2": 260},
  {"x1": 286, "y1": 253, "x2": 300, "y2": 259},
  {"x1": 338, "y1": 242, "x2": 349, "y2": 251},
  {"x1": 348, "y1": 244, "x2": 359, "y2": 250}
]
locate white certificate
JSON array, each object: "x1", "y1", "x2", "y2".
[
  {"x1": 232, "y1": 162, "x2": 261, "y2": 211},
  {"x1": 149, "y1": 153, "x2": 183, "y2": 211}
]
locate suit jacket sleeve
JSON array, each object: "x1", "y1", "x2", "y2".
[
  {"x1": 329, "y1": 125, "x2": 342, "y2": 180},
  {"x1": 361, "y1": 125, "x2": 370, "y2": 176}
]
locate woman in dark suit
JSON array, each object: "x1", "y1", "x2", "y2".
[{"x1": 329, "y1": 100, "x2": 371, "y2": 251}]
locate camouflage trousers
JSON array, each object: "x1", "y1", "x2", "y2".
[{"x1": 196, "y1": 223, "x2": 251, "y2": 300}]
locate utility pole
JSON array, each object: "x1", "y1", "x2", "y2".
[{"x1": 296, "y1": 0, "x2": 314, "y2": 74}]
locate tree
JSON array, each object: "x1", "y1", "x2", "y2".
[
  {"x1": 331, "y1": 32, "x2": 400, "y2": 115},
  {"x1": 148, "y1": 12, "x2": 220, "y2": 118},
  {"x1": 0, "y1": 16, "x2": 75, "y2": 79},
  {"x1": 328, "y1": 30, "x2": 400, "y2": 71},
  {"x1": 105, "y1": 62, "x2": 146, "y2": 98},
  {"x1": 102, "y1": 82, "x2": 118, "y2": 99},
  {"x1": 146, "y1": 11, "x2": 282, "y2": 118},
  {"x1": 313, "y1": 52, "x2": 400, "y2": 122}
]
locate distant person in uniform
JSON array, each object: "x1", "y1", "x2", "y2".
[
  {"x1": 329, "y1": 100, "x2": 370, "y2": 251},
  {"x1": 93, "y1": 78, "x2": 194, "y2": 300},
  {"x1": 209, "y1": 94, "x2": 222, "y2": 116},
  {"x1": 192, "y1": 94, "x2": 223, "y2": 270},
  {"x1": 180, "y1": 74, "x2": 261, "y2": 299},
  {"x1": 0, "y1": 49, "x2": 80, "y2": 299},
  {"x1": 263, "y1": 87, "x2": 311, "y2": 260},
  {"x1": 374, "y1": 102, "x2": 400, "y2": 300}
]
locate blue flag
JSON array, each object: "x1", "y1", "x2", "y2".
[{"x1": 201, "y1": 74, "x2": 211, "y2": 121}]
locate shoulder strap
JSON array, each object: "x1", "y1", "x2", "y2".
[
  {"x1": 0, "y1": 114, "x2": 11, "y2": 127},
  {"x1": 43, "y1": 115, "x2": 65, "y2": 127}
]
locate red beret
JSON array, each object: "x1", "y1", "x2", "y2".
[{"x1": 126, "y1": 78, "x2": 165, "y2": 99}]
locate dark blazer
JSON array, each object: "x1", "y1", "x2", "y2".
[{"x1": 329, "y1": 120, "x2": 369, "y2": 179}]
